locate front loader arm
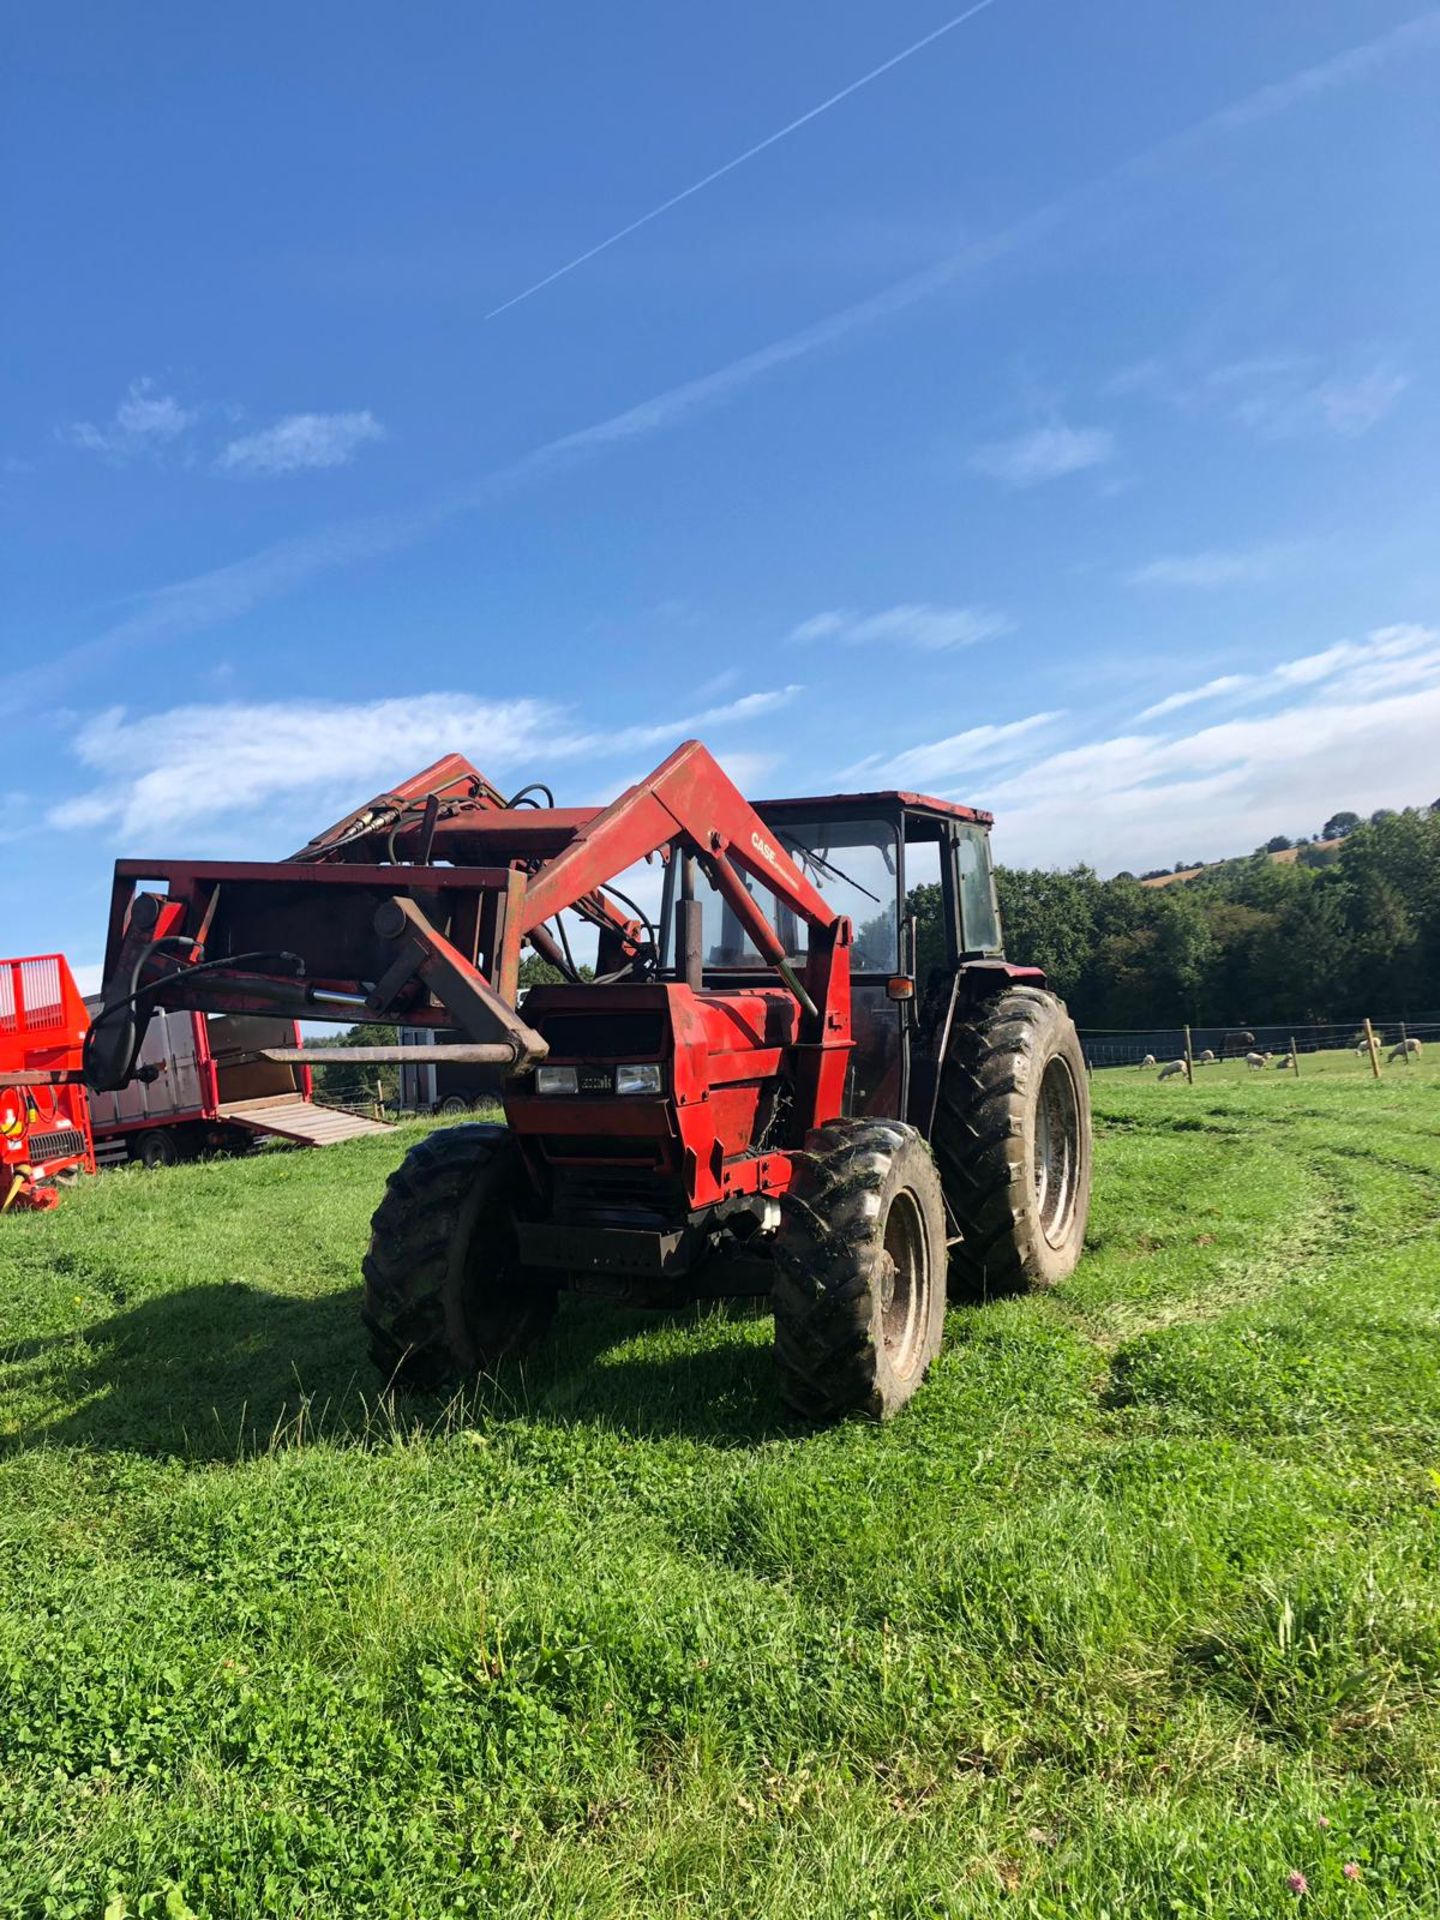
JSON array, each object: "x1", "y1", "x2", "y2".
[
  {"x1": 289, "y1": 752, "x2": 503, "y2": 863},
  {"x1": 86, "y1": 738, "x2": 851, "y2": 1096},
  {"x1": 294, "y1": 750, "x2": 645, "y2": 959},
  {"x1": 520, "y1": 740, "x2": 844, "y2": 1021}
]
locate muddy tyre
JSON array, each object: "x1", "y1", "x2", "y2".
[
  {"x1": 934, "y1": 987, "x2": 1091, "y2": 1297},
  {"x1": 773, "y1": 1120, "x2": 947, "y2": 1422},
  {"x1": 362, "y1": 1124, "x2": 556, "y2": 1391}
]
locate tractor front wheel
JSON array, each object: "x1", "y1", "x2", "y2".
[
  {"x1": 362, "y1": 1124, "x2": 556, "y2": 1391},
  {"x1": 933, "y1": 986, "x2": 1092, "y2": 1297},
  {"x1": 773, "y1": 1120, "x2": 947, "y2": 1421}
]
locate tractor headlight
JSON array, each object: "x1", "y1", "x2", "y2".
[
  {"x1": 535, "y1": 1066, "x2": 578, "y2": 1096},
  {"x1": 614, "y1": 1063, "x2": 662, "y2": 1096}
]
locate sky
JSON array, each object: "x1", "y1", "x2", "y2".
[{"x1": 4, "y1": 1, "x2": 1440, "y2": 984}]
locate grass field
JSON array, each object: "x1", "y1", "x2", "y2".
[{"x1": 3, "y1": 1064, "x2": 1439, "y2": 1918}]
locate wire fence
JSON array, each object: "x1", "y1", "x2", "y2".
[
  {"x1": 309, "y1": 1071, "x2": 394, "y2": 1116},
  {"x1": 1080, "y1": 1017, "x2": 1440, "y2": 1073}
]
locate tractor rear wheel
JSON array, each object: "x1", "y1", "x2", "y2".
[
  {"x1": 362, "y1": 1124, "x2": 556, "y2": 1391},
  {"x1": 773, "y1": 1119, "x2": 947, "y2": 1422},
  {"x1": 933, "y1": 986, "x2": 1091, "y2": 1297}
]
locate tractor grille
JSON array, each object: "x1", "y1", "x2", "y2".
[
  {"x1": 530, "y1": 1010, "x2": 664, "y2": 1059},
  {"x1": 27, "y1": 1128, "x2": 87, "y2": 1164}
]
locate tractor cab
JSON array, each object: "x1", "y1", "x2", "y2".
[{"x1": 688, "y1": 790, "x2": 1010, "y2": 1125}]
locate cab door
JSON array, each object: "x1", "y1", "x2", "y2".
[{"x1": 896, "y1": 820, "x2": 960, "y2": 1133}]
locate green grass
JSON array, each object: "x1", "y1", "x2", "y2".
[{"x1": 2, "y1": 1070, "x2": 1439, "y2": 1918}]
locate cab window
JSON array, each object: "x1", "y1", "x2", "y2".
[
  {"x1": 700, "y1": 816, "x2": 901, "y2": 973},
  {"x1": 956, "y1": 827, "x2": 1001, "y2": 953}
]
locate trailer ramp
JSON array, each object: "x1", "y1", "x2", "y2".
[{"x1": 218, "y1": 1095, "x2": 391, "y2": 1146}]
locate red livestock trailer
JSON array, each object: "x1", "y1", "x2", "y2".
[
  {"x1": 0, "y1": 953, "x2": 95, "y2": 1211},
  {"x1": 85, "y1": 1005, "x2": 390, "y2": 1167}
]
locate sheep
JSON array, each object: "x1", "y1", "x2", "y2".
[
  {"x1": 1139, "y1": 1053, "x2": 1156, "y2": 1070},
  {"x1": 1388, "y1": 1037, "x2": 1423, "y2": 1062},
  {"x1": 1245, "y1": 1051, "x2": 1268, "y2": 1070},
  {"x1": 1157, "y1": 1058, "x2": 1187, "y2": 1082},
  {"x1": 1200, "y1": 1048, "x2": 1216, "y2": 1064},
  {"x1": 1274, "y1": 1053, "x2": 1293, "y2": 1069}
]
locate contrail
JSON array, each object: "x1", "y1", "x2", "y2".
[{"x1": 483, "y1": 0, "x2": 1006, "y2": 319}]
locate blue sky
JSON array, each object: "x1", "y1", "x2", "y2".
[{"x1": 5, "y1": 2, "x2": 1439, "y2": 983}]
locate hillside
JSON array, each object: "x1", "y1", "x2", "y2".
[
  {"x1": 3, "y1": 1083, "x2": 1440, "y2": 1915},
  {"x1": 1140, "y1": 838, "x2": 1342, "y2": 888}
]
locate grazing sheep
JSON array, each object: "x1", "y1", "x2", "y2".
[
  {"x1": 1200, "y1": 1048, "x2": 1216, "y2": 1064},
  {"x1": 1388, "y1": 1037, "x2": 1422, "y2": 1062},
  {"x1": 1139, "y1": 1053, "x2": 1156, "y2": 1069},
  {"x1": 1245, "y1": 1051, "x2": 1268, "y2": 1070},
  {"x1": 1157, "y1": 1058, "x2": 1186, "y2": 1082},
  {"x1": 1274, "y1": 1053, "x2": 1292, "y2": 1069}
]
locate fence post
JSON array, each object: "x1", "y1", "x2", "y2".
[
  {"x1": 1183, "y1": 1025, "x2": 1194, "y2": 1085},
  {"x1": 1364, "y1": 1017, "x2": 1382, "y2": 1079},
  {"x1": 1288, "y1": 1034, "x2": 1300, "y2": 1077}
]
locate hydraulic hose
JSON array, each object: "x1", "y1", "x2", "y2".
[{"x1": 83, "y1": 945, "x2": 304, "y2": 1091}]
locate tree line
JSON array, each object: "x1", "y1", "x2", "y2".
[
  {"x1": 310, "y1": 803, "x2": 1440, "y2": 1095},
  {"x1": 969, "y1": 805, "x2": 1440, "y2": 1029}
]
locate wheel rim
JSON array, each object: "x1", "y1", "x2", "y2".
[
  {"x1": 880, "y1": 1188, "x2": 931, "y2": 1380},
  {"x1": 1034, "y1": 1054, "x2": 1080, "y2": 1248}
]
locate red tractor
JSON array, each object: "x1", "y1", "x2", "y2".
[
  {"x1": 85, "y1": 740, "x2": 1091, "y2": 1418},
  {"x1": 0, "y1": 953, "x2": 95, "y2": 1212}
]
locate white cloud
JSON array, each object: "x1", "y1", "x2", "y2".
[
  {"x1": 1126, "y1": 544, "x2": 1296, "y2": 589},
  {"x1": 981, "y1": 623, "x2": 1440, "y2": 871},
  {"x1": 846, "y1": 711, "x2": 1063, "y2": 787},
  {"x1": 56, "y1": 382, "x2": 390, "y2": 480},
  {"x1": 1311, "y1": 367, "x2": 1410, "y2": 437},
  {"x1": 60, "y1": 378, "x2": 198, "y2": 462},
  {"x1": 1222, "y1": 357, "x2": 1408, "y2": 440},
  {"x1": 49, "y1": 684, "x2": 801, "y2": 839},
  {"x1": 1274, "y1": 622, "x2": 1436, "y2": 692},
  {"x1": 789, "y1": 604, "x2": 1013, "y2": 651},
  {"x1": 970, "y1": 424, "x2": 1114, "y2": 487},
  {"x1": 1114, "y1": 350, "x2": 1410, "y2": 443},
  {"x1": 614, "y1": 684, "x2": 801, "y2": 751},
  {"x1": 1135, "y1": 674, "x2": 1255, "y2": 721},
  {"x1": 1132, "y1": 624, "x2": 1437, "y2": 726},
  {"x1": 218, "y1": 410, "x2": 386, "y2": 476}
]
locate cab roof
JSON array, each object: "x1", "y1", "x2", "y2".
[{"x1": 757, "y1": 789, "x2": 993, "y2": 830}]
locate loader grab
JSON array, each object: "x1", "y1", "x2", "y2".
[{"x1": 88, "y1": 738, "x2": 1092, "y2": 1419}]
